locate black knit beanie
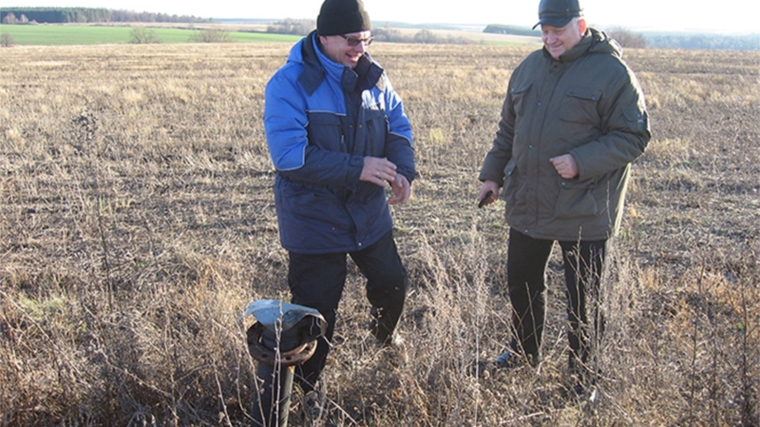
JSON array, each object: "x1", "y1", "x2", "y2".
[{"x1": 317, "y1": 0, "x2": 371, "y2": 36}]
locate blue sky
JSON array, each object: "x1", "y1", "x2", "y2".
[{"x1": 3, "y1": 0, "x2": 758, "y2": 34}]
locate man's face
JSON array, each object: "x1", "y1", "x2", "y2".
[
  {"x1": 541, "y1": 18, "x2": 586, "y2": 60},
  {"x1": 319, "y1": 31, "x2": 372, "y2": 69}
]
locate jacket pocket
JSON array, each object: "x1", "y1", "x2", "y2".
[
  {"x1": 558, "y1": 89, "x2": 602, "y2": 126},
  {"x1": 306, "y1": 111, "x2": 344, "y2": 152},
  {"x1": 276, "y1": 178, "x2": 345, "y2": 227},
  {"x1": 509, "y1": 83, "x2": 532, "y2": 117},
  {"x1": 503, "y1": 159, "x2": 530, "y2": 219},
  {"x1": 553, "y1": 178, "x2": 599, "y2": 219},
  {"x1": 363, "y1": 109, "x2": 388, "y2": 157}
]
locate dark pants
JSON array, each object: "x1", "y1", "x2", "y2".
[
  {"x1": 287, "y1": 230, "x2": 408, "y2": 392},
  {"x1": 507, "y1": 228, "x2": 606, "y2": 367}
]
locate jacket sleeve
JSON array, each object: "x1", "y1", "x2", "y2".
[
  {"x1": 383, "y1": 79, "x2": 416, "y2": 183},
  {"x1": 570, "y1": 66, "x2": 651, "y2": 180},
  {"x1": 479, "y1": 87, "x2": 516, "y2": 186},
  {"x1": 264, "y1": 71, "x2": 364, "y2": 186}
]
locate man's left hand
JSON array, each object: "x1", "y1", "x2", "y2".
[
  {"x1": 387, "y1": 174, "x2": 411, "y2": 205},
  {"x1": 550, "y1": 154, "x2": 579, "y2": 179}
]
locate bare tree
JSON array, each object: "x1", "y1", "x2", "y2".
[
  {"x1": 266, "y1": 18, "x2": 315, "y2": 35},
  {"x1": 607, "y1": 27, "x2": 648, "y2": 49},
  {"x1": 1, "y1": 33, "x2": 14, "y2": 47},
  {"x1": 2, "y1": 12, "x2": 18, "y2": 24},
  {"x1": 189, "y1": 28, "x2": 232, "y2": 43},
  {"x1": 129, "y1": 27, "x2": 161, "y2": 44}
]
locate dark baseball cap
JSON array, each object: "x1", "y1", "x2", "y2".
[{"x1": 532, "y1": 0, "x2": 583, "y2": 29}]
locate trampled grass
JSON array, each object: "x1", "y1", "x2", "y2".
[{"x1": 0, "y1": 42, "x2": 758, "y2": 426}]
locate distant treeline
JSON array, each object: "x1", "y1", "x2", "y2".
[
  {"x1": 483, "y1": 24, "x2": 539, "y2": 37},
  {"x1": 263, "y1": 19, "x2": 474, "y2": 44},
  {"x1": 484, "y1": 22, "x2": 759, "y2": 51},
  {"x1": 646, "y1": 33, "x2": 760, "y2": 51},
  {"x1": 266, "y1": 18, "x2": 314, "y2": 35},
  {"x1": 373, "y1": 28, "x2": 473, "y2": 45},
  {"x1": 0, "y1": 7, "x2": 213, "y2": 24}
]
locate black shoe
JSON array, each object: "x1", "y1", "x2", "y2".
[
  {"x1": 568, "y1": 356, "x2": 599, "y2": 389},
  {"x1": 496, "y1": 350, "x2": 523, "y2": 368},
  {"x1": 370, "y1": 306, "x2": 401, "y2": 346},
  {"x1": 467, "y1": 360, "x2": 491, "y2": 377},
  {"x1": 496, "y1": 350, "x2": 538, "y2": 368},
  {"x1": 572, "y1": 382, "x2": 585, "y2": 395},
  {"x1": 570, "y1": 382, "x2": 597, "y2": 401}
]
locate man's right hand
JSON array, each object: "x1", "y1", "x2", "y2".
[
  {"x1": 361, "y1": 157, "x2": 397, "y2": 187},
  {"x1": 478, "y1": 181, "x2": 500, "y2": 207}
]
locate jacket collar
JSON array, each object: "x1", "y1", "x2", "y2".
[
  {"x1": 296, "y1": 31, "x2": 385, "y2": 96},
  {"x1": 297, "y1": 31, "x2": 326, "y2": 95},
  {"x1": 547, "y1": 27, "x2": 621, "y2": 63}
]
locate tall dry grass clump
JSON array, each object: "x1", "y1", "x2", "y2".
[{"x1": 1, "y1": 43, "x2": 758, "y2": 426}]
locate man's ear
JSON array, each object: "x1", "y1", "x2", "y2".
[{"x1": 578, "y1": 18, "x2": 587, "y2": 34}]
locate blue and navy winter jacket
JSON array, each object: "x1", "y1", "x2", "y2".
[{"x1": 264, "y1": 31, "x2": 415, "y2": 254}]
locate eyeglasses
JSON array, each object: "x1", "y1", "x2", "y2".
[{"x1": 339, "y1": 34, "x2": 374, "y2": 47}]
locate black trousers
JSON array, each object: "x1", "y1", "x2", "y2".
[
  {"x1": 287, "y1": 230, "x2": 408, "y2": 392},
  {"x1": 506, "y1": 228, "x2": 606, "y2": 366}
]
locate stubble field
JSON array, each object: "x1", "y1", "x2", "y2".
[{"x1": 1, "y1": 42, "x2": 758, "y2": 426}]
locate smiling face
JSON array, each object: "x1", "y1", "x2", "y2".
[
  {"x1": 319, "y1": 31, "x2": 372, "y2": 69},
  {"x1": 541, "y1": 18, "x2": 586, "y2": 60}
]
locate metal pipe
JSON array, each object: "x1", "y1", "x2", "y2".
[{"x1": 243, "y1": 300, "x2": 326, "y2": 427}]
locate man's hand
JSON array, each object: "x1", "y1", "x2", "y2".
[
  {"x1": 361, "y1": 156, "x2": 397, "y2": 186},
  {"x1": 550, "y1": 154, "x2": 579, "y2": 179},
  {"x1": 387, "y1": 174, "x2": 411, "y2": 205},
  {"x1": 478, "y1": 180, "x2": 500, "y2": 207}
]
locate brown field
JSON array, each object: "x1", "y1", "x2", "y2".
[{"x1": 1, "y1": 42, "x2": 758, "y2": 426}]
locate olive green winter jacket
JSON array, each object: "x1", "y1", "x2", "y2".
[{"x1": 479, "y1": 28, "x2": 651, "y2": 241}]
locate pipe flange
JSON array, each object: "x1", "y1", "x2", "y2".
[{"x1": 247, "y1": 323, "x2": 318, "y2": 367}]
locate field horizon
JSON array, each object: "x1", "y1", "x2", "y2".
[
  {"x1": 2, "y1": 19, "x2": 758, "y2": 50},
  {"x1": 1, "y1": 42, "x2": 758, "y2": 426}
]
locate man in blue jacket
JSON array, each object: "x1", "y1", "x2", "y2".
[{"x1": 264, "y1": 0, "x2": 415, "y2": 400}]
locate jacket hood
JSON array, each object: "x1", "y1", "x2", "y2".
[
  {"x1": 587, "y1": 27, "x2": 623, "y2": 58},
  {"x1": 554, "y1": 27, "x2": 622, "y2": 63}
]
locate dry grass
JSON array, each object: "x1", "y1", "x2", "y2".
[{"x1": 1, "y1": 43, "x2": 758, "y2": 426}]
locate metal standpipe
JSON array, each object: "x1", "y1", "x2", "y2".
[{"x1": 243, "y1": 300, "x2": 326, "y2": 427}]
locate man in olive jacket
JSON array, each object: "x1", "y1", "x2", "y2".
[{"x1": 477, "y1": 0, "x2": 650, "y2": 390}]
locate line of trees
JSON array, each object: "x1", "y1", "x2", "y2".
[
  {"x1": 263, "y1": 19, "x2": 474, "y2": 44},
  {"x1": 483, "y1": 24, "x2": 539, "y2": 37},
  {"x1": 606, "y1": 28, "x2": 647, "y2": 48},
  {"x1": 484, "y1": 23, "x2": 759, "y2": 51},
  {"x1": 127, "y1": 28, "x2": 234, "y2": 44},
  {"x1": 0, "y1": 7, "x2": 212, "y2": 24},
  {"x1": 266, "y1": 19, "x2": 315, "y2": 35},
  {"x1": 373, "y1": 28, "x2": 473, "y2": 45},
  {"x1": 647, "y1": 33, "x2": 760, "y2": 51}
]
